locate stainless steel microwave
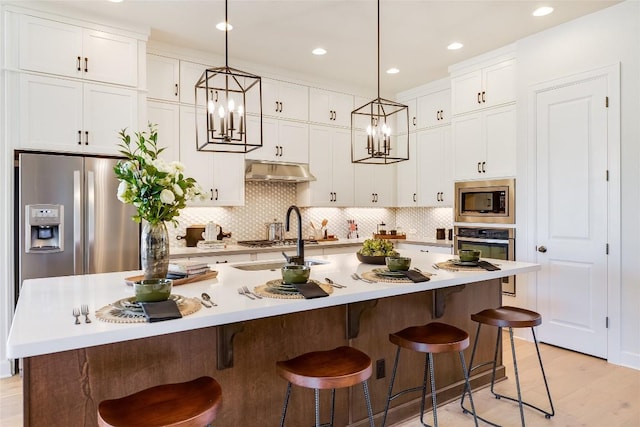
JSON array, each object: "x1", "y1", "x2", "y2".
[{"x1": 454, "y1": 179, "x2": 515, "y2": 224}]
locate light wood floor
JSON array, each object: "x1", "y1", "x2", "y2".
[{"x1": 0, "y1": 334, "x2": 638, "y2": 426}]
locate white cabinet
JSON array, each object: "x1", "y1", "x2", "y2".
[
  {"x1": 18, "y1": 14, "x2": 139, "y2": 87},
  {"x1": 416, "y1": 88, "x2": 450, "y2": 128},
  {"x1": 18, "y1": 73, "x2": 137, "y2": 154},
  {"x1": 354, "y1": 163, "x2": 396, "y2": 207},
  {"x1": 297, "y1": 126, "x2": 354, "y2": 207},
  {"x1": 179, "y1": 60, "x2": 208, "y2": 105},
  {"x1": 417, "y1": 127, "x2": 453, "y2": 206},
  {"x1": 147, "y1": 54, "x2": 180, "y2": 101},
  {"x1": 452, "y1": 105, "x2": 516, "y2": 180},
  {"x1": 451, "y1": 59, "x2": 515, "y2": 115},
  {"x1": 309, "y1": 88, "x2": 354, "y2": 127},
  {"x1": 251, "y1": 78, "x2": 308, "y2": 121},
  {"x1": 396, "y1": 134, "x2": 418, "y2": 206},
  {"x1": 179, "y1": 107, "x2": 245, "y2": 206},
  {"x1": 245, "y1": 116, "x2": 309, "y2": 164},
  {"x1": 147, "y1": 101, "x2": 180, "y2": 161}
]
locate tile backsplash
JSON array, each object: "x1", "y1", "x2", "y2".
[{"x1": 168, "y1": 182, "x2": 452, "y2": 247}]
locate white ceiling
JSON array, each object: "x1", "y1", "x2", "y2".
[{"x1": 16, "y1": 0, "x2": 620, "y2": 96}]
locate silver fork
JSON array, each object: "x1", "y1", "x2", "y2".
[
  {"x1": 72, "y1": 307, "x2": 81, "y2": 325},
  {"x1": 242, "y1": 285, "x2": 262, "y2": 299},
  {"x1": 351, "y1": 273, "x2": 375, "y2": 283},
  {"x1": 80, "y1": 304, "x2": 92, "y2": 323},
  {"x1": 238, "y1": 287, "x2": 255, "y2": 300}
]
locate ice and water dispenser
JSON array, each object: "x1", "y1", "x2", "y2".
[{"x1": 25, "y1": 204, "x2": 64, "y2": 253}]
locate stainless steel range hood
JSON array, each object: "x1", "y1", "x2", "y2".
[{"x1": 244, "y1": 160, "x2": 316, "y2": 183}]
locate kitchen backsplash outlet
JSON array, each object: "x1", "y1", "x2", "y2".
[{"x1": 169, "y1": 182, "x2": 453, "y2": 247}]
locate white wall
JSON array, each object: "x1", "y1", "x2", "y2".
[{"x1": 514, "y1": 0, "x2": 639, "y2": 368}]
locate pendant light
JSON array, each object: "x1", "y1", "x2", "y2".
[
  {"x1": 195, "y1": 0, "x2": 262, "y2": 154},
  {"x1": 351, "y1": 0, "x2": 409, "y2": 164}
]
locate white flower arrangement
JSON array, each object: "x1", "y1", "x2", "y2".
[{"x1": 114, "y1": 124, "x2": 203, "y2": 226}]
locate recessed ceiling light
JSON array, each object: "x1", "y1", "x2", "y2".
[
  {"x1": 447, "y1": 42, "x2": 463, "y2": 50},
  {"x1": 533, "y1": 6, "x2": 554, "y2": 17},
  {"x1": 312, "y1": 48, "x2": 327, "y2": 56},
  {"x1": 216, "y1": 21, "x2": 233, "y2": 31},
  {"x1": 386, "y1": 68, "x2": 400, "y2": 74}
]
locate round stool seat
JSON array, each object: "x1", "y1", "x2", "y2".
[
  {"x1": 97, "y1": 376, "x2": 222, "y2": 427},
  {"x1": 471, "y1": 306, "x2": 541, "y2": 329},
  {"x1": 276, "y1": 346, "x2": 372, "y2": 390},
  {"x1": 389, "y1": 322, "x2": 470, "y2": 354}
]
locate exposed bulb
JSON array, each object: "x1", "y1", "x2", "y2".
[
  {"x1": 237, "y1": 104, "x2": 244, "y2": 115},
  {"x1": 218, "y1": 105, "x2": 225, "y2": 118},
  {"x1": 367, "y1": 125, "x2": 373, "y2": 136},
  {"x1": 207, "y1": 99, "x2": 215, "y2": 114},
  {"x1": 228, "y1": 98, "x2": 235, "y2": 112}
]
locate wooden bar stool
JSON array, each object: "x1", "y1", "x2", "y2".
[
  {"x1": 461, "y1": 306, "x2": 555, "y2": 426},
  {"x1": 97, "y1": 376, "x2": 222, "y2": 427},
  {"x1": 276, "y1": 346, "x2": 375, "y2": 427},
  {"x1": 381, "y1": 322, "x2": 478, "y2": 427}
]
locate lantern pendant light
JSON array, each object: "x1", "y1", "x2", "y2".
[
  {"x1": 195, "y1": 0, "x2": 262, "y2": 154},
  {"x1": 351, "y1": 0, "x2": 409, "y2": 164}
]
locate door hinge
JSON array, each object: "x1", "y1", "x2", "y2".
[
  {"x1": 605, "y1": 96, "x2": 609, "y2": 108},
  {"x1": 606, "y1": 317, "x2": 609, "y2": 328},
  {"x1": 606, "y1": 243, "x2": 609, "y2": 255}
]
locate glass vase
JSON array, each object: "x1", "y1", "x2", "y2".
[{"x1": 141, "y1": 222, "x2": 169, "y2": 280}]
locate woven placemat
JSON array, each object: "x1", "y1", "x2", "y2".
[
  {"x1": 436, "y1": 260, "x2": 485, "y2": 272},
  {"x1": 95, "y1": 294, "x2": 201, "y2": 323},
  {"x1": 361, "y1": 268, "x2": 433, "y2": 283},
  {"x1": 253, "y1": 279, "x2": 334, "y2": 299}
]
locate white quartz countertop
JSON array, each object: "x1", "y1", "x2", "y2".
[
  {"x1": 170, "y1": 237, "x2": 453, "y2": 258},
  {"x1": 7, "y1": 251, "x2": 538, "y2": 359}
]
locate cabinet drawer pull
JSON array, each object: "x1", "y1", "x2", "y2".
[
  {"x1": 84, "y1": 131, "x2": 89, "y2": 145},
  {"x1": 76, "y1": 56, "x2": 81, "y2": 72},
  {"x1": 78, "y1": 130, "x2": 82, "y2": 145},
  {"x1": 412, "y1": 117, "x2": 416, "y2": 126},
  {"x1": 214, "y1": 188, "x2": 219, "y2": 200},
  {"x1": 210, "y1": 188, "x2": 214, "y2": 201},
  {"x1": 481, "y1": 161, "x2": 486, "y2": 173},
  {"x1": 477, "y1": 162, "x2": 482, "y2": 173},
  {"x1": 481, "y1": 91, "x2": 486, "y2": 103},
  {"x1": 84, "y1": 57, "x2": 88, "y2": 73},
  {"x1": 477, "y1": 92, "x2": 481, "y2": 104},
  {"x1": 333, "y1": 192, "x2": 337, "y2": 202},
  {"x1": 174, "y1": 84, "x2": 179, "y2": 97},
  {"x1": 413, "y1": 193, "x2": 417, "y2": 203}
]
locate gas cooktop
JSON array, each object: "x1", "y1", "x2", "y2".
[{"x1": 237, "y1": 238, "x2": 319, "y2": 248}]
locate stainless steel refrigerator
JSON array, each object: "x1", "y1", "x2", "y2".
[{"x1": 16, "y1": 152, "x2": 139, "y2": 297}]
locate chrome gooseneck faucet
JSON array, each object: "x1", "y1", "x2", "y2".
[{"x1": 284, "y1": 205, "x2": 304, "y2": 265}]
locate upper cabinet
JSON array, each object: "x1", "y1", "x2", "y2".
[
  {"x1": 179, "y1": 60, "x2": 208, "y2": 105},
  {"x1": 249, "y1": 78, "x2": 308, "y2": 121},
  {"x1": 309, "y1": 88, "x2": 354, "y2": 127},
  {"x1": 396, "y1": 80, "x2": 450, "y2": 132},
  {"x1": 451, "y1": 58, "x2": 515, "y2": 116},
  {"x1": 354, "y1": 163, "x2": 397, "y2": 207},
  {"x1": 147, "y1": 54, "x2": 180, "y2": 102},
  {"x1": 18, "y1": 14, "x2": 139, "y2": 87},
  {"x1": 245, "y1": 116, "x2": 309, "y2": 164}
]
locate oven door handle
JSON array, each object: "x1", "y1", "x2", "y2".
[{"x1": 456, "y1": 237, "x2": 512, "y2": 244}]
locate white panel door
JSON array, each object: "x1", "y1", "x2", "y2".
[
  {"x1": 396, "y1": 134, "x2": 417, "y2": 206},
  {"x1": 82, "y1": 29, "x2": 138, "y2": 86},
  {"x1": 147, "y1": 101, "x2": 180, "y2": 161},
  {"x1": 179, "y1": 107, "x2": 214, "y2": 206},
  {"x1": 147, "y1": 55, "x2": 180, "y2": 101},
  {"x1": 536, "y1": 75, "x2": 609, "y2": 358}
]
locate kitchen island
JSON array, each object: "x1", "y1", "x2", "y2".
[{"x1": 8, "y1": 251, "x2": 539, "y2": 426}]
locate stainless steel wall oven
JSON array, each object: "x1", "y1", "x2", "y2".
[{"x1": 454, "y1": 226, "x2": 516, "y2": 295}]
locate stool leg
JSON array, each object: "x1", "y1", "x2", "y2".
[
  {"x1": 489, "y1": 326, "x2": 503, "y2": 397},
  {"x1": 531, "y1": 327, "x2": 555, "y2": 418},
  {"x1": 329, "y1": 388, "x2": 336, "y2": 427},
  {"x1": 314, "y1": 388, "x2": 321, "y2": 427},
  {"x1": 381, "y1": 346, "x2": 402, "y2": 427},
  {"x1": 460, "y1": 323, "x2": 482, "y2": 412},
  {"x1": 508, "y1": 327, "x2": 526, "y2": 426},
  {"x1": 280, "y1": 382, "x2": 292, "y2": 427},
  {"x1": 417, "y1": 352, "x2": 432, "y2": 427},
  {"x1": 427, "y1": 353, "x2": 438, "y2": 427},
  {"x1": 362, "y1": 381, "x2": 375, "y2": 427},
  {"x1": 459, "y1": 351, "x2": 479, "y2": 427}
]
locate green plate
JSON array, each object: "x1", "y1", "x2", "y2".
[
  {"x1": 450, "y1": 259, "x2": 479, "y2": 266},
  {"x1": 372, "y1": 268, "x2": 407, "y2": 278}
]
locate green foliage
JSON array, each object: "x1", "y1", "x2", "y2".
[
  {"x1": 113, "y1": 123, "x2": 203, "y2": 226},
  {"x1": 358, "y1": 238, "x2": 399, "y2": 257}
]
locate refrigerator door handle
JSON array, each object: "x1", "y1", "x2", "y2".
[
  {"x1": 73, "y1": 170, "x2": 82, "y2": 275},
  {"x1": 86, "y1": 170, "x2": 96, "y2": 273}
]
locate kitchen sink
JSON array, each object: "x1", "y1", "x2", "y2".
[{"x1": 231, "y1": 259, "x2": 328, "y2": 271}]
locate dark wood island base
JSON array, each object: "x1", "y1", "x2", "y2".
[{"x1": 22, "y1": 279, "x2": 503, "y2": 426}]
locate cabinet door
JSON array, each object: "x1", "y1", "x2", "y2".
[
  {"x1": 484, "y1": 106, "x2": 516, "y2": 178},
  {"x1": 439, "y1": 127, "x2": 453, "y2": 205},
  {"x1": 19, "y1": 73, "x2": 83, "y2": 152},
  {"x1": 452, "y1": 113, "x2": 483, "y2": 180},
  {"x1": 451, "y1": 70, "x2": 482, "y2": 116},
  {"x1": 245, "y1": 116, "x2": 279, "y2": 161},
  {"x1": 396, "y1": 133, "x2": 418, "y2": 206},
  {"x1": 212, "y1": 153, "x2": 245, "y2": 206},
  {"x1": 19, "y1": 15, "x2": 83, "y2": 79},
  {"x1": 147, "y1": 54, "x2": 180, "y2": 101},
  {"x1": 330, "y1": 128, "x2": 354, "y2": 206},
  {"x1": 83, "y1": 83, "x2": 138, "y2": 155},
  {"x1": 307, "y1": 126, "x2": 334, "y2": 205},
  {"x1": 354, "y1": 164, "x2": 395, "y2": 206},
  {"x1": 148, "y1": 101, "x2": 180, "y2": 161},
  {"x1": 354, "y1": 164, "x2": 376, "y2": 206},
  {"x1": 309, "y1": 88, "x2": 353, "y2": 127},
  {"x1": 278, "y1": 81, "x2": 309, "y2": 121},
  {"x1": 483, "y1": 59, "x2": 515, "y2": 108},
  {"x1": 417, "y1": 88, "x2": 450, "y2": 128},
  {"x1": 278, "y1": 121, "x2": 308, "y2": 163},
  {"x1": 417, "y1": 127, "x2": 452, "y2": 206},
  {"x1": 179, "y1": 107, "x2": 214, "y2": 206},
  {"x1": 82, "y1": 30, "x2": 138, "y2": 86},
  {"x1": 373, "y1": 164, "x2": 396, "y2": 207},
  {"x1": 180, "y1": 60, "x2": 208, "y2": 105}
]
